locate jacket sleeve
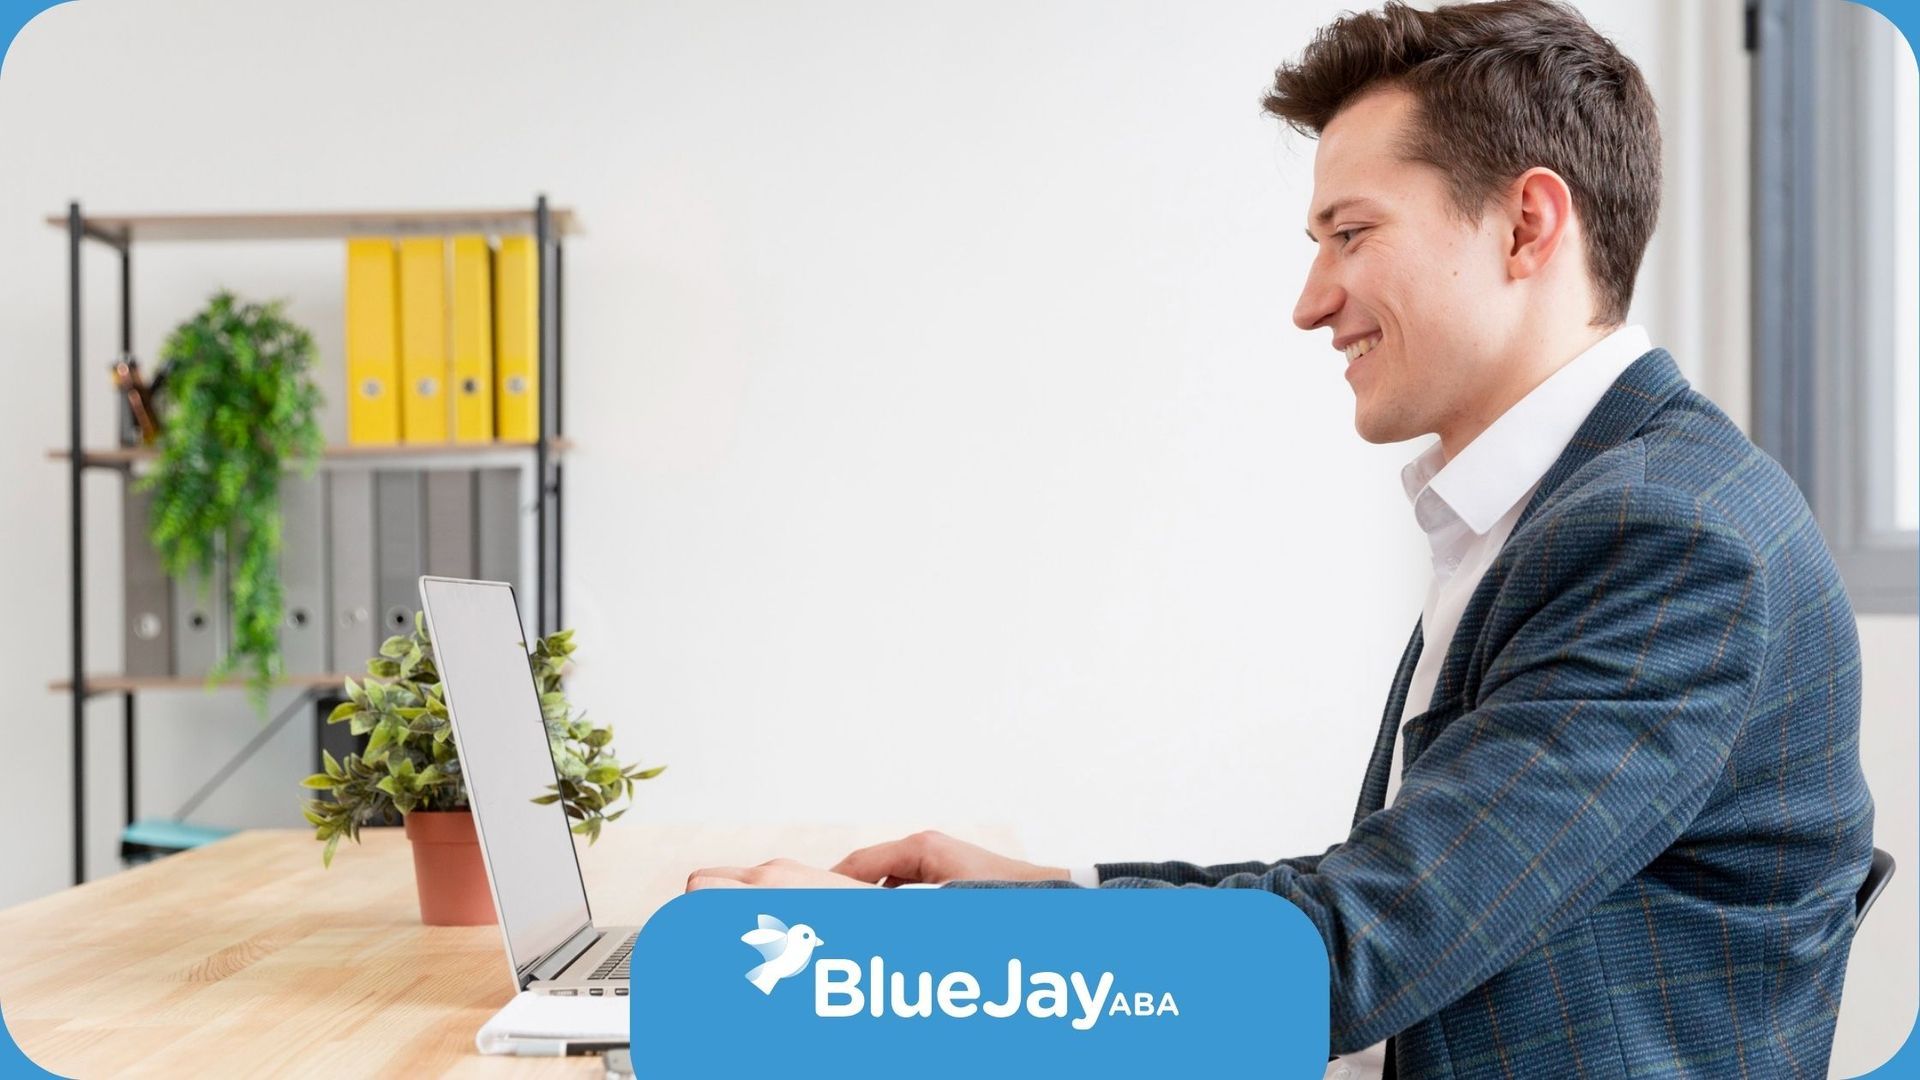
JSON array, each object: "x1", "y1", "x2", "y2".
[
  {"x1": 947, "y1": 480, "x2": 1770, "y2": 1055},
  {"x1": 1089, "y1": 847, "x2": 1340, "y2": 886}
]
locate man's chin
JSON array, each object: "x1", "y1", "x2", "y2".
[
  {"x1": 1359, "y1": 407, "x2": 1436, "y2": 445},
  {"x1": 1352, "y1": 406, "x2": 1415, "y2": 445}
]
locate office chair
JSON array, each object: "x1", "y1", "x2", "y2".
[{"x1": 1856, "y1": 847, "x2": 1895, "y2": 929}]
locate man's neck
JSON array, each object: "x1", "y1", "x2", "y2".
[{"x1": 1434, "y1": 322, "x2": 1620, "y2": 462}]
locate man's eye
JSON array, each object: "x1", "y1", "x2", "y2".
[{"x1": 1335, "y1": 228, "x2": 1363, "y2": 246}]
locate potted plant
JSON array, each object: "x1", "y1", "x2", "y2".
[
  {"x1": 301, "y1": 615, "x2": 664, "y2": 925},
  {"x1": 136, "y1": 289, "x2": 325, "y2": 714}
]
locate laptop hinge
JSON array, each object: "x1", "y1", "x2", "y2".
[{"x1": 523, "y1": 924, "x2": 599, "y2": 986}]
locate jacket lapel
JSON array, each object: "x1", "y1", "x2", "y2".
[
  {"x1": 1410, "y1": 348, "x2": 1691, "y2": 749},
  {"x1": 1353, "y1": 618, "x2": 1423, "y2": 826},
  {"x1": 1352, "y1": 349, "x2": 1689, "y2": 819}
]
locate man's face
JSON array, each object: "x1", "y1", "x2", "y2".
[{"x1": 1294, "y1": 86, "x2": 1516, "y2": 446}]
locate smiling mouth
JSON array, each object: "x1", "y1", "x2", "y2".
[{"x1": 1343, "y1": 334, "x2": 1382, "y2": 363}]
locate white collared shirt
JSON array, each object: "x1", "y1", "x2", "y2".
[
  {"x1": 1384, "y1": 323, "x2": 1651, "y2": 805},
  {"x1": 1331, "y1": 323, "x2": 1651, "y2": 1080},
  {"x1": 1060, "y1": 326, "x2": 1655, "y2": 1079}
]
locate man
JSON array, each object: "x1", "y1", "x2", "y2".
[{"x1": 687, "y1": 1, "x2": 1876, "y2": 1076}]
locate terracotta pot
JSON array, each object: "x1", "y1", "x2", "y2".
[{"x1": 403, "y1": 810, "x2": 498, "y2": 926}]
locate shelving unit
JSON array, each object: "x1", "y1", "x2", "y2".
[
  {"x1": 50, "y1": 673, "x2": 376, "y2": 694},
  {"x1": 53, "y1": 197, "x2": 575, "y2": 885},
  {"x1": 45, "y1": 437, "x2": 574, "y2": 468}
]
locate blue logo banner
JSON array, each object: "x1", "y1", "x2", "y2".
[{"x1": 630, "y1": 888, "x2": 1330, "y2": 1075}]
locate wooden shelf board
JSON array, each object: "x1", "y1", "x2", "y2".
[
  {"x1": 49, "y1": 437, "x2": 572, "y2": 468},
  {"x1": 46, "y1": 207, "x2": 581, "y2": 244},
  {"x1": 51, "y1": 672, "x2": 381, "y2": 693}
]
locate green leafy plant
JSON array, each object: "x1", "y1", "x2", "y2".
[
  {"x1": 136, "y1": 289, "x2": 324, "y2": 713},
  {"x1": 301, "y1": 616, "x2": 664, "y2": 867}
]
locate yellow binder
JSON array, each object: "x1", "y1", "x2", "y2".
[
  {"x1": 494, "y1": 234, "x2": 540, "y2": 442},
  {"x1": 398, "y1": 236, "x2": 450, "y2": 443},
  {"x1": 449, "y1": 235, "x2": 495, "y2": 443},
  {"x1": 344, "y1": 239, "x2": 401, "y2": 445}
]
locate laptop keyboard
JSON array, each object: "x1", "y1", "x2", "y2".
[{"x1": 589, "y1": 931, "x2": 637, "y2": 981}]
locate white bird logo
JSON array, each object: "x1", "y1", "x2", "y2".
[{"x1": 740, "y1": 913, "x2": 825, "y2": 995}]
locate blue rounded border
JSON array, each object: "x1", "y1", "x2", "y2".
[
  {"x1": 0, "y1": 10, "x2": 78, "y2": 1077},
  {"x1": 0, "y1": 0, "x2": 79, "y2": 1063},
  {"x1": 1843, "y1": 0, "x2": 1920, "y2": 1064},
  {"x1": 0, "y1": 0, "x2": 1913, "y2": 1077},
  {"x1": 0, "y1": 0, "x2": 59, "y2": 82}
]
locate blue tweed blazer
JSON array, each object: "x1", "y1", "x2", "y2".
[{"x1": 958, "y1": 350, "x2": 1875, "y2": 1078}]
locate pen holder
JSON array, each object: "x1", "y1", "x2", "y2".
[{"x1": 402, "y1": 810, "x2": 498, "y2": 926}]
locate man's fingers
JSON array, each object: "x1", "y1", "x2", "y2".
[
  {"x1": 687, "y1": 875, "x2": 748, "y2": 890},
  {"x1": 695, "y1": 865, "x2": 754, "y2": 880},
  {"x1": 832, "y1": 839, "x2": 925, "y2": 884},
  {"x1": 828, "y1": 844, "x2": 886, "y2": 881},
  {"x1": 685, "y1": 866, "x2": 753, "y2": 891}
]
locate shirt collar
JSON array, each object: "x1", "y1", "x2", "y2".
[{"x1": 1401, "y1": 324, "x2": 1652, "y2": 536}]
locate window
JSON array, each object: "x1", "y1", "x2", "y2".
[
  {"x1": 1892, "y1": 23, "x2": 1917, "y2": 534},
  {"x1": 1752, "y1": 0, "x2": 1919, "y2": 614}
]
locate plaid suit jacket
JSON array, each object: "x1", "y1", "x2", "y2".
[{"x1": 953, "y1": 350, "x2": 1875, "y2": 1078}]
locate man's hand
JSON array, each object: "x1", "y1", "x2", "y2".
[
  {"x1": 685, "y1": 858, "x2": 879, "y2": 891},
  {"x1": 831, "y1": 830, "x2": 1070, "y2": 886}
]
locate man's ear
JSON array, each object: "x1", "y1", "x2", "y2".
[{"x1": 1504, "y1": 166, "x2": 1576, "y2": 282}]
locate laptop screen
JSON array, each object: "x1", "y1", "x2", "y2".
[{"x1": 419, "y1": 577, "x2": 593, "y2": 980}]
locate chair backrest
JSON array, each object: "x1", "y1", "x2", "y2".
[{"x1": 1855, "y1": 847, "x2": 1895, "y2": 929}]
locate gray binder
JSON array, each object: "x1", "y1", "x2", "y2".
[
  {"x1": 476, "y1": 467, "x2": 524, "y2": 595},
  {"x1": 374, "y1": 470, "x2": 426, "y2": 641},
  {"x1": 328, "y1": 470, "x2": 378, "y2": 671},
  {"x1": 121, "y1": 486, "x2": 173, "y2": 677},
  {"x1": 278, "y1": 471, "x2": 329, "y2": 673},
  {"x1": 171, "y1": 543, "x2": 226, "y2": 678},
  {"x1": 423, "y1": 470, "x2": 476, "y2": 579}
]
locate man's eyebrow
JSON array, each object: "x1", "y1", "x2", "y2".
[{"x1": 1305, "y1": 197, "x2": 1384, "y2": 241}]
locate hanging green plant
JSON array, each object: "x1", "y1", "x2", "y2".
[{"x1": 135, "y1": 289, "x2": 324, "y2": 714}]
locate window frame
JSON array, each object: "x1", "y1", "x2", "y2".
[{"x1": 1751, "y1": 0, "x2": 1919, "y2": 615}]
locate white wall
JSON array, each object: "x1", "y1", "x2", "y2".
[
  {"x1": 0, "y1": 0, "x2": 1432, "y2": 895},
  {"x1": 0, "y1": 0, "x2": 1907, "y2": 1072}
]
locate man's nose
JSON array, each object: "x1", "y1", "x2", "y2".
[{"x1": 1293, "y1": 263, "x2": 1343, "y2": 333}]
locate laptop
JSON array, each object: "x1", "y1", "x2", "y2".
[{"x1": 417, "y1": 575, "x2": 638, "y2": 998}]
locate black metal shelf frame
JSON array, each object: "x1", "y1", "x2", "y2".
[{"x1": 61, "y1": 195, "x2": 567, "y2": 886}]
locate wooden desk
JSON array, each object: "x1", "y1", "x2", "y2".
[{"x1": 0, "y1": 824, "x2": 1018, "y2": 1077}]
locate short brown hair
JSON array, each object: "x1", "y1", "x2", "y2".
[{"x1": 1266, "y1": 0, "x2": 1660, "y2": 326}]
